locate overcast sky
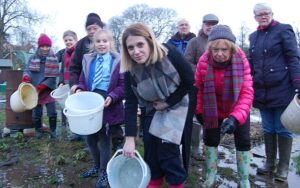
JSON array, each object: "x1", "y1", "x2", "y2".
[{"x1": 28, "y1": 0, "x2": 300, "y2": 50}]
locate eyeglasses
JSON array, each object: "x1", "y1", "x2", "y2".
[
  {"x1": 255, "y1": 12, "x2": 272, "y2": 18},
  {"x1": 212, "y1": 48, "x2": 229, "y2": 53}
]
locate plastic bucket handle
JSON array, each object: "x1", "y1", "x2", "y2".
[
  {"x1": 63, "y1": 108, "x2": 100, "y2": 117},
  {"x1": 109, "y1": 149, "x2": 148, "y2": 179},
  {"x1": 134, "y1": 150, "x2": 148, "y2": 179},
  {"x1": 107, "y1": 149, "x2": 123, "y2": 175}
]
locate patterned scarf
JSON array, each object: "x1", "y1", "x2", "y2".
[
  {"x1": 203, "y1": 53, "x2": 244, "y2": 129},
  {"x1": 130, "y1": 56, "x2": 189, "y2": 144},
  {"x1": 130, "y1": 57, "x2": 181, "y2": 111},
  {"x1": 63, "y1": 46, "x2": 75, "y2": 82},
  {"x1": 28, "y1": 49, "x2": 59, "y2": 77}
]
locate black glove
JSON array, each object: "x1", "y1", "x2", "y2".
[
  {"x1": 221, "y1": 116, "x2": 237, "y2": 134},
  {"x1": 195, "y1": 114, "x2": 204, "y2": 125}
]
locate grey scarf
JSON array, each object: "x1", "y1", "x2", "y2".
[{"x1": 130, "y1": 57, "x2": 189, "y2": 144}]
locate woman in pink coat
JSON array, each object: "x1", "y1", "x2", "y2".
[{"x1": 194, "y1": 25, "x2": 253, "y2": 188}]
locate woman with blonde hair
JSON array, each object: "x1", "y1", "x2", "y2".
[{"x1": 121, "y1": 23, "x2": 196, "y2": 188}]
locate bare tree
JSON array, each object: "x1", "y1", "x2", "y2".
[
  {"x1": 294, "y1": 27, "x2": 300, "y2": 48},
  {"x1": 237, "y1": 22, "x2": 250, "y2": 53},
  {"x1": 0, "y1": 0, "x2": 45, "y2": 58},
  {"x1": 108, "y1": 4, "x2": 178, "y2": 51}
]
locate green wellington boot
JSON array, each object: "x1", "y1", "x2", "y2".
[
  {"x1": 237, "y1": 151, "x2": 251, "y2": 188},
  {"x1": 204, "y1": 146, "x2": 218, "y2": 188}
]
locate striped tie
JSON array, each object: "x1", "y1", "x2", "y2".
[{"x1": 92, "y1": 56, "x2": 104, "y2": 91}]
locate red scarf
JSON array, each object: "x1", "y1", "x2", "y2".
[
  {"x1": 203, "y1": 53, "x2": 244, "y2": 129},
  {"x1": 63, "y1": 46, "x2": 75, "y2": 82}
]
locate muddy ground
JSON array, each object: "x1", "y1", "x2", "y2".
[{"x1": 0, "y1": 97, "x2": 300, "y2": 188}]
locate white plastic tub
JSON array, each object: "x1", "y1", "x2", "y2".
[
  {"x1": 65, "y1": 91, "x2": 104, "y2": 114},
  {"x1": 107, "y1": 149, "x2": 151, "y2": 188},
  {"x1": 10, "y1": 82, "x2": 38, "y2": 113},
  {"x1": 281, "y1": 94, "x2": 300, "y2": 134},
  {"x1": 50, "y1": 84, "x2": 70, "y2": 108},
  {"x1": 63, "y1": 107, "x2": 103, "y2": 135}
]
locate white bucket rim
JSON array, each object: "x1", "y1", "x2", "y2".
[
  {"x1": 293, "y1": 94, "x2": 300, "y2": 108},
  {"x1": 50, "y1": 84, "x2": 70, "y2": 99},
  {"x1": 18, "y1": 83, "x2": 38, "y2": 109},
  {"x1": 107, "y1": 149, "x2": 149, "y2": 178},
  {"x1": 65, "y1": 91, "x2": 104, "y2": 113}
]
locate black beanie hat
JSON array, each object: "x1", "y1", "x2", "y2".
[{"x1": 85, "y1": 13, "x2": 104, "y2": 28}]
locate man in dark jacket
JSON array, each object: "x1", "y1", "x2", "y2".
[
  {"x1": 184, "y1": 14, "x2": 219, "y2": 161},
  {"x1": 69, "y1": 13, "x2": 104, "y2": 92}
]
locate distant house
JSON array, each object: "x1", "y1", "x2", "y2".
[{"x1": 0, "y1": 59, "x2": 13, "y2": 70}]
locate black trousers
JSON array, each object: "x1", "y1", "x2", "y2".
[
  {"x1": 143, "y1": 113, "x2": 186, "y2": 185},
  {"x1": 203, "y1": 116, "x2": 251, "y2": 151}
]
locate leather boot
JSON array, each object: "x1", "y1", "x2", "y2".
[
  {"x1": 237, "y1": 151, "x2": 250, "y2": 188},
  {"x1": 257, "y1": 133, "x2": 277, "y2": 175},
  {"x1": 204, "y1": 146, "x2": 218, "y2": 188},
  {"x1": 275, "y1": 136, "x2": 293, "y2": 182},
  {"x1": 49, "y1": 117, "x2": 57, "y2": 139},
  {"x1": 34, "y1": 118, "x2": 43, "y2": 139}
]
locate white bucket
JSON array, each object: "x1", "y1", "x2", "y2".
[
  {"x1": 65, "y1": 91, "x2": 104, "y2": 114},
  {"x1": 50, "y1": 84, "x2": 70, "y2": 108},
  {"x1": 281, "y1": 94, "x2": 300, "y2": 134},
  {"x1": 107, "y1": 149, "x2": 151, "y2": 188},
  {"x1": 10, "y1": 83, "x2": 38, "y2": 113},
  {"x1": 63, "y1": 107, "x2": 103, "y2": 135}
]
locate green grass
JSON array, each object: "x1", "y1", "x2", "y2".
[
  {"x1": 0, "y1": 110, "x2": 5, "y2": 125},
  {"x1": 294, "y1": 154, "x2": 300, "y2": 174}
]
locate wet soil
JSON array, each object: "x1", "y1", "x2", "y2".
[{"x1": 1, "y1": 99, "x2": 300, "y2": 187}]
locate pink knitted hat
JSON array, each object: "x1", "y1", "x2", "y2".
[{"x1": 38, "y1": 34, "x2": 52, "y2": 47}]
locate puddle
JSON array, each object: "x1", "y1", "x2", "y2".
[{"x1": 217, "y1": 135, "x2": 300, "y2": 188}]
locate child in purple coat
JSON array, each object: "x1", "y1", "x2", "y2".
[{"x1": 73, "y1": 29, "x2": 124, "y2": 188}]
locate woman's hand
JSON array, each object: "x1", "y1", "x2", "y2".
[
  {"x1": 104, "y1": 96, "x2": 112, "y2": 107},
  {"x1": 123, "y1": 137, "x2": 135, "y2": 158},
  {"x1": 153, "y1": 101, "x2": 169, "y2": 111}
]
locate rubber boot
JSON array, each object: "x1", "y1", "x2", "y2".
[
  {"x1": 275, "y1": 136, "x2": 293, "y2": 182},
  {"x1": 204, "y1": 146, "x2": 218, "y2": 188},
  {"x1": 237, "y1": 151, "x2": 251, "y2": 188},
  {"x1": 49, "y1": 117, "x2": 57, "y2": 139},
  {"x1": 34, "y1": 118, "x2": 43, "y2": 139},
  {"x1": 191, "y1": 124, "x2": 202, "y2": 160},
  {"x1": 147, "y1": 177, "x2": 164, "y2": 188},
  {"x1": 257, "y1": 133, "x2": 277, "y2": 175}
]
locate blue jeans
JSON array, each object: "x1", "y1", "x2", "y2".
[{"x1": 260, "y1": 107, "x2": 293, "y2": 138}]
